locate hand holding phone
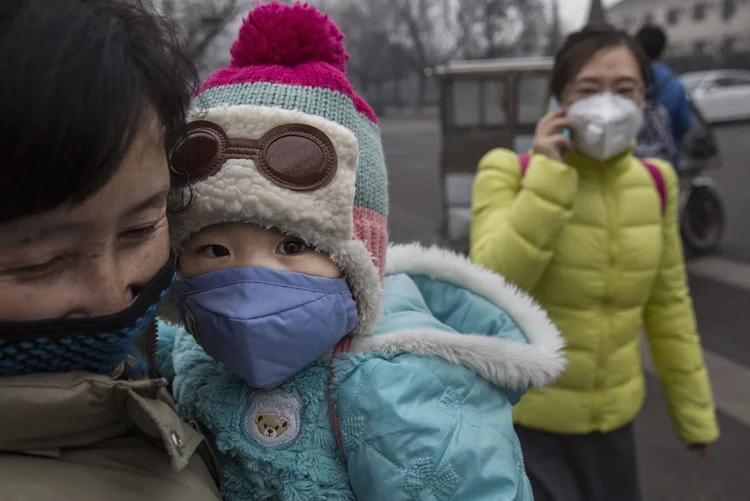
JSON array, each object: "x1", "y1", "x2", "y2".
[
  {"x1": 532, "y1": 98, "x2": 575, "y2": 162},
  {"x1": 547, "y1": 97, "x2": 571, "y2": 140}
]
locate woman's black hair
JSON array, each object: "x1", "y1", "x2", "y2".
[
  {"x1": 0, "y1": 0, "x2": 197, "y2": 224},
  {"x1": 550, "y1": 23, "x2": 654, "y2": 100}
]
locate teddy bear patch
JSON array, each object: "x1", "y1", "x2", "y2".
[
  {"x1": 254, "y1": 412, "x2": 289, "y2": 438},
  {"x1": 245, "y1": 390, "x2": 303, "y2": 447}
]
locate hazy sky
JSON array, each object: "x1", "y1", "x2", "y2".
[{"x1": 559, "y1": 0, "x2": 624, "y2": 32}]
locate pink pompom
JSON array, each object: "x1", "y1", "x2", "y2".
[{"x1": 230, "y1": 2, "x2": 349, "y2": 72}]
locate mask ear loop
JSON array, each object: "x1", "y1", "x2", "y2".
[{"x1": 328, "y1": 334, "x2": 353, "y2": 460}]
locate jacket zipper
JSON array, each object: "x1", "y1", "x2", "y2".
[
  {"x1": 141, "y1": 319, "x2": 159, "y2": 378},
  {"x1": 592, "y1": 169, "x2": 618, "y2": 428}
]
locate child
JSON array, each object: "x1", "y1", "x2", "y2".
[{"x1": 158, "y1": 3, "x2": 566, "y2": 500}]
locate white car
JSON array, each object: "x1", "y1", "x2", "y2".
[{"x1": 680, "y1": 69, "x2": 750, "y2": 123}]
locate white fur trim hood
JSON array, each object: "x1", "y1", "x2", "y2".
[{"x1": 348, "y1": 243, "x2": 567, "y2": 391}]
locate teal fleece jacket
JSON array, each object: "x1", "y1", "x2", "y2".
[{"x1": 157, "y1": 243, "x2": 566, "y2": 501}]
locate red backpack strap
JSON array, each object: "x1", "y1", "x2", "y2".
[
  {"x1": 518, "y1": 152, "x2": 532, "y2": 177},
  {"x1": 640, "y1": 159, "x2": 667, "y2": 216},
  {"x1": 328, "y1": 335, "x2": 352, "y2": 460}
]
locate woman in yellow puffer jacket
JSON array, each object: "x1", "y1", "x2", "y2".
[{"x1": 470, "y1": 25, "x2": 718, "y2": 501}]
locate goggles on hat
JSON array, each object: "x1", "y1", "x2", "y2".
[{"x1": 169, "y1": 120, "x2": 338, "y2": 192}]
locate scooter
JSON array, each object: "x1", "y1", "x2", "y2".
[{"x1": 678, "y1": 96, "x2": 725, "y2": 256}]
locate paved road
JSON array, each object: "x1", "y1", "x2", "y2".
[
  {"x1": 705, "y1": 124, "x2": 750, "y2": 263},
  {"x1": 380, "y1": 116, "x2": 750, "y2": 500}
]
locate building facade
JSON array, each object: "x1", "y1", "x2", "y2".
[{"x1": 607, "y1": 0, "x2": 750, "y2": 57}]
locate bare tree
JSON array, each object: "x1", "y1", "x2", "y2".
[
  {"x1": 184, "y1": 0, "x2": 554, "y2": 110},
  {"x1": 546, "y1": 0, "x2": 562, "y2": 56},
  {"x1": 330, "y1": 0, "x2": 419, "y2": 111},
  {"x1": 454, "y1": 0, "x2": 518, "y2": 59},
  {"x1": 386, "y1": 0, "x2": 459, "y2": 107},
  {"x1": 512, "y1": 0, "x2": 548, "y2": 56},
  {"x1": 158, "y1": 0, "x2": 250, "y2": 63},
  {"x1": 452, "y1": 0, "x2": 547, "y2": 59}
]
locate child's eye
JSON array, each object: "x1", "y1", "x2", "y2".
[
  {"x1": 198, "y1": 245, "x2": 230, "y2": 258},
  {"x1": 276, "y1": 237, "x2": 310, "y2": 256}
]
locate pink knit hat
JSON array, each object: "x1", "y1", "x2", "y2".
[{"x1": 166, "y1": 2, "x2": 389, "y2": 336}]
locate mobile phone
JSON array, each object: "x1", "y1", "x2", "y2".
[{"x1": 547, "y1": 97, "x2": 571, "y2": 139}]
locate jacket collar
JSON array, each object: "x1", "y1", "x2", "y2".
[
  {"x1": 0, "y1": 372, "x2": 205, "y2": 472},
  {"x1": 563, "y1": 147, "x2": 633, "y2": 175}
]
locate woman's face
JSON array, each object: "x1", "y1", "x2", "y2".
[
  {"x1": 0, "y1": 117, "x2": 171, "y2": 321},
  {"x1": 560, "y1": 46, "x2": 645, "y2": 108}
]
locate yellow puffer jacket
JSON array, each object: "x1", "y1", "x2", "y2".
[{"x1": 470, "y1": 148, "x2": 719, "y2": 445}]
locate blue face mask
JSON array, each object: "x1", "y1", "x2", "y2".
[{"x1": 173, "y1": 266, "x2": 359, "y2": 390}]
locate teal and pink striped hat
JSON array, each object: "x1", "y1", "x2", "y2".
[{"x1": 167, "y1": 1, "x2": 389, "y2": 335}]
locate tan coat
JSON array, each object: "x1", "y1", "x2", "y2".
[{"x1": 0, "y1": 372, "x2": 222, "y2": 501}]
